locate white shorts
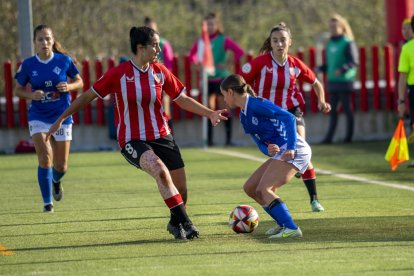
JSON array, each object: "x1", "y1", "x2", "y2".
[
  {"x1": 271, "y1": 135, "x2": 311, "y2": 174},
  {"x1": 29, "y1": 120, "x2": 72, "y2": 141}
]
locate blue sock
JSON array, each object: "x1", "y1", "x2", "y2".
[
  {"x1": 38, "y1": 166, "x2": 52, "y2": 205},
  {"x1": 52, "y1": 168, "x2": 65, "y2": 183},
  {"x1": 266, "y1": 202, "x2": 298, "y2": 230},
  {"x1": 263, "y1": 206, "x2": 282, "y2": 227}
]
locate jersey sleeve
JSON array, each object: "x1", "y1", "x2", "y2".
[
  {"x1": 14, "y1": 61, "x2": 30, "y2": 86},
  {"x1": 66, "y1": 56, "x2": 80, "y2": 79},
  {"x1": 250, "y1": 133, "x2": 269, "y2": 156},
  {"x1": 160, "y1": 65, "x2": 185, "y2": 100},
  {"x1": 92, "y1": 69, "x2": 115, "y2": 99},
  {"x1": 255, "y1": 99, "x2": 297, "y2": 150},
  {"x1": 294, "y1": 57, "x2": 316, "y2": 84},
  {"x1": 240, "y1": 56, "x2": 263, "y2": 86}
]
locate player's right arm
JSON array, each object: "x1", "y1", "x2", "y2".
[
  {"x1": 14, "y1": 84, "x2": 44, "y2": 100},
  {"x1": 46, "y1": 89, "x2": 97, "y2": 141}
]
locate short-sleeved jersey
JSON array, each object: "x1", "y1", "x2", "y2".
[
  {"x1": 398, "y1": 39, "x2": 414, "y2": 85},
  {"x1": 241, "y1": 52, "x2": 316, "y2": 110},
  {"x1": 14, "y1": 52, "x2": 80, "y2": 124},
  {"x1": 92, "y1": 60, "x2": 184, "y2": 148},
  {"x1": 240, "y1": 95, "x2": 297, "y2": 156}
]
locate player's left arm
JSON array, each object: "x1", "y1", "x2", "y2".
[
  {"x1": 56, "y1": 73, "x2": 83, "y2": 92},
  {"x1": 296, "y1": 57, "x2": 331, "y2": 113},
  {"x1": 311, "y1": 79, "x2": 331, "y2": 113}
]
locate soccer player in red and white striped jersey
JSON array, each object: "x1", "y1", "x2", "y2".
[
  {"x1": 47, "y1": 26, "x2": 228, "y2": 240},
  {"x1": 241, "y1": 22, "x2": 331, "y2": 212}
]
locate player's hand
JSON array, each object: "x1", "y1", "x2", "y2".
[
  {"x1": 281, "y1": 149, "x2": 295, "y2": 161},
  {"x1": 267, "y1": 144, "x2": 280, "y2": 157},
  {"x1": 56, "y1": 82, "x2": 69, "y2": 92},
  {"x1": 32, "y1": 90, "x2": 45, "y2": 100},
  {"x1": 209, "y1": 109, "x2": 228, "y2": 126},
  {"x1": 318, "y1": 102, "x2": 331, "y2": 113},
  {"x1": 45, "y1": 120, "x2": 62, "y2": 142}
]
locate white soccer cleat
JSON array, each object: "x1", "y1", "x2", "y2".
[
  {"x1": 268, "y1": 227, "x2": 302, "y2": 239},
  {"x1": 265, "y1": 225, "x2": 283, "y2": 236},
  {"x1": 311, "y1": 200, "x2": 325, "y2": 212}
]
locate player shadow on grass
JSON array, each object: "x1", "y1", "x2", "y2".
[{"x1": 230, "y1": 215, "x2": 414, "y2": 243}]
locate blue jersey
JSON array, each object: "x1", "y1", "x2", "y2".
[
  {"x1": 14, "y1": 52, "x2": 80, "y2": 124},
  {"x1": 240, "y1": 96, "x2": 297, "y2": 156}
]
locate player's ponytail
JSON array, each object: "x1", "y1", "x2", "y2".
[{"x1": 220, "y1": 74, "x2": 256, "y2": 97}]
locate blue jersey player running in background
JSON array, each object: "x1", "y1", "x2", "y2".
[
  {"x1": 14, "y1": 25, "x2": 83, "y2": 213},
  {"x1": 220, "y1": 74, "x2": 312, "y2": 239}
]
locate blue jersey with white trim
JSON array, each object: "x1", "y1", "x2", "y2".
[
  {"x1": 240, "y1": 96, "x2": 297, "y2": 156},
  {"x1": 14, "y1": 52, "x2": 80, "y2": 124}
]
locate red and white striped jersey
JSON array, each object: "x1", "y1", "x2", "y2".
[
  {"x1": 240, "y1": 52, "x2": 316, "y2": 110},
  {"x1": 92, "y1": 60, "x2": 184, "y2": 148}
]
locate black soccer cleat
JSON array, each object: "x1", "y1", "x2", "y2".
[
  {"x1": 167, "y1": 222, "x2": 186, "y2": 240},
  {"x1": 43, "y1": 204, "x2": 54, "y2": 213},
  {"x1": 182, "y1": 221, "x2": 199, "y2": 240},
  {"x1": 52, "y1": 181, "x2": 63, "y2": 201}
]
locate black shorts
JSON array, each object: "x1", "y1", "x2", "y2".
[
  {"x1": 208, "y1": 81, "x2": 222, "y2": 96},
  {"x1": 121, "y1": 135, "x2": 184, "y2": 171},
  {"x1": 287, "y1": 106, "x2": 306, "y2": 127},
  {"x1": 408, "y1": 85, "x2": 414, "y2": 126}
]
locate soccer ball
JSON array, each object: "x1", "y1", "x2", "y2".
[{"x1": 229, "y1": 205, "x2": 259, "y2": 233}]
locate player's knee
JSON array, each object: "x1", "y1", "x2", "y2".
[
  {"x1": 38, "y1": 153, "x2": 52, "y2": 168},
  {"x1": 157, "y1": 168, "x2": 170, "y2": 184},
  {"x1": 243, "y1": 183, "x2": 256, "y2": 199}
]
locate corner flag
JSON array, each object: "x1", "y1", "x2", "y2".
[
  {"x1": 197, "y1": 21, "x2": 215, "y2": 75},
  {"x1": 385, "y1": 119, "x2": 410, "y2": 170}
]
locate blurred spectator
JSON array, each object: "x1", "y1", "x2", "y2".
[
  {"x1": 188, "y1": 12, "x2": 245, "y2": 146},
  {"x1": 397, "y1": 16, "x2": 414, "y2": 168},
  {"x1": 319, "y1": 14, "x2": 359, "y2": 144},
  {"x1": 402, "y1": 17, "x2": 414, "y2": 43}
]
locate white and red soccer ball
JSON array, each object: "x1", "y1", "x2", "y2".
[{"x1": 229, "y1": 205, "x2": 259, "y2": 233}]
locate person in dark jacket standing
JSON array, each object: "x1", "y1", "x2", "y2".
[{"x1": 320, "y1": 14, "x2": 359, "y2": 144}]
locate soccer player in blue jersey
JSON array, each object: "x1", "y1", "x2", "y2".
[
  {"x1": 14, "y1": 25, "x2": 83, "y2": 213},
  {"x1": 220, "y1": 74, "x2": 312, "y2": 239}
]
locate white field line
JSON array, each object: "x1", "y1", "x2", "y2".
[{"x1": 205, "y1": 148, "x2": 414, "y2": 192}]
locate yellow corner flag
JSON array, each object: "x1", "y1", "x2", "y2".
[{"x1": 385, "y1": 119, "x2": 410, "y2": 170}]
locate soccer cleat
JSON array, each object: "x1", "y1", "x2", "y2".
[
  {"x1": 268, "y1": 227, "x2": 302, "y2": 239},
  {"x1": 265, "y1": 225, "x2": 283, "y2": 236},
  {"x1": 311, "y1": 200, "x2": 325, "y2": 212},
  {"x1": 182, "y1": 221, "x2": 199, "y2": 240},
  {"x1": 167, "y1": 222, "x2": 186, "y2": 240},
  {"x1": 52, "y1": 181, "x2": 63, "y2": 201},
  {"x1": 294, "y1": 172, "x2": 302, "y2": 178},
  {"x1": 43, "y1": 204, "x2": 54, "y2": 213}
]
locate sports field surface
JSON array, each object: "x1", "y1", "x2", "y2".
[{"x1": 1, "y1": 141, "x2": 413, "y2": 275}]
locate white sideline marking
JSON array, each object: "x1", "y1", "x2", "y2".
[{"x1": 206, "y1": 148, "x2": 414, "y2": 192}]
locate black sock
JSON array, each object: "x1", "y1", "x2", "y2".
[
  {"x1": 208, "y1": 123, "x2": 213, "y2": 145},
  {"x1": 268, "y1": 198, "x2": 284, "y2": 210},
  {"x1": 170, "y1": 211, "x2": 180, "y2": 226},
  {"x1": 225, "y1": 117, "x2": 232, "y2": 145},
  {"x1": 170, "y1": 204, "x2": 190, "y2": 224},
  {"x1": 303, "y1": 179, "x2": 318, "y2": 203}
]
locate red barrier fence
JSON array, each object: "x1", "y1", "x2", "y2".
[{"x1": 1, "y1": 44, "x2": 402, "y2": 129}]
